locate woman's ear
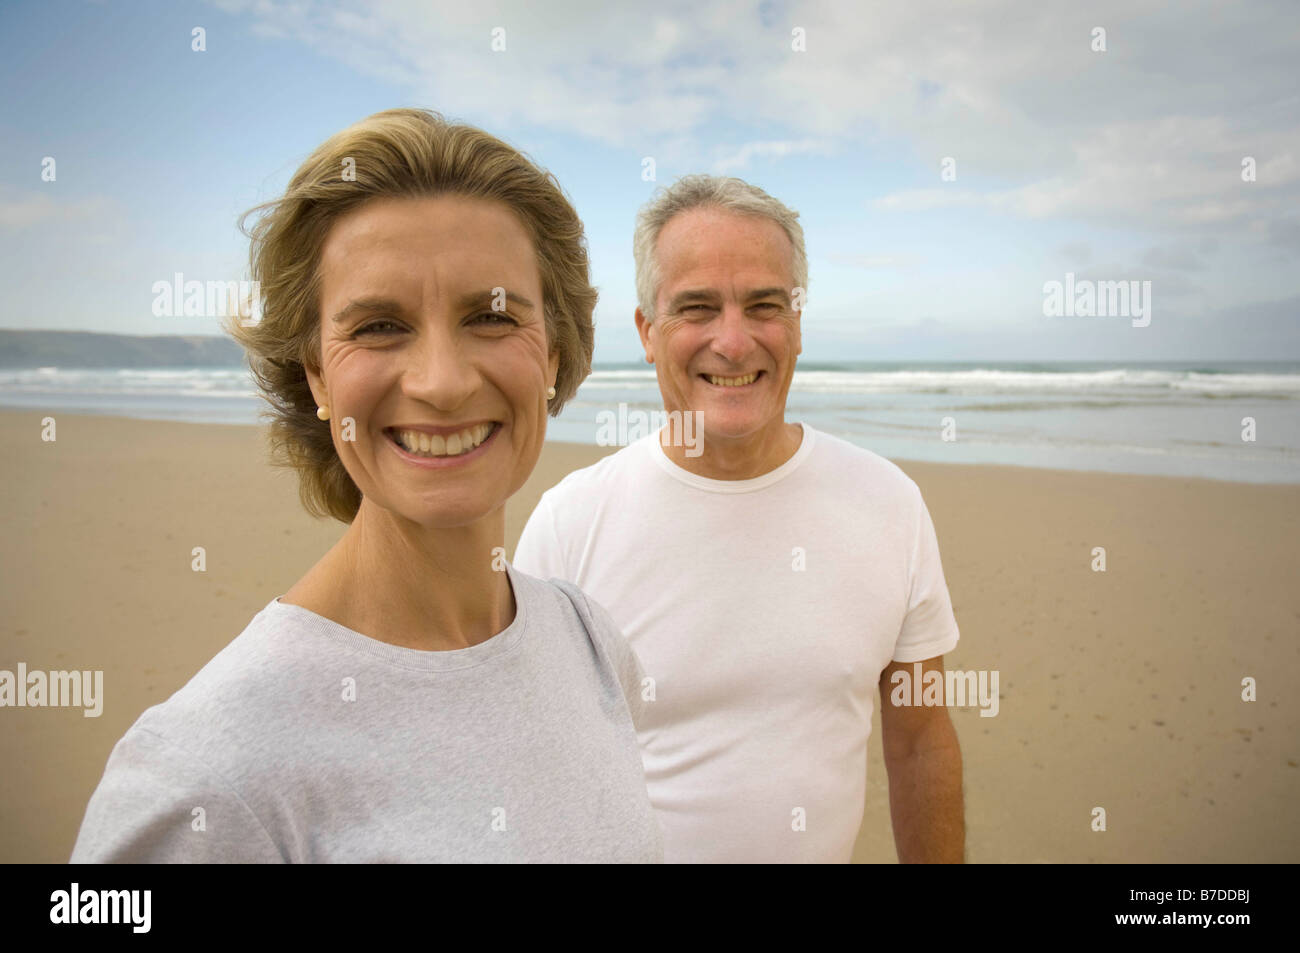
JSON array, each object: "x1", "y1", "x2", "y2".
[
  {"x1": 548, "y1": 348, "x2": 560, "y2": 391},
  {"x1": 304, "y1": 358, "x2": 327, "y2": 410}
]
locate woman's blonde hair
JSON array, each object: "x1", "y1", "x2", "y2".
[{"x1": 225, "y1": 108, "x2": 597, "y2": 523}]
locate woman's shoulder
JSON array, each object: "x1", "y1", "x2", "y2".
[
  {"x1": 508, "y1": 565, "x2": 603, "y2": 636},
  {"x1": 71, "y1": 600, "x2": 332, "y2": 863},
  {"x1": 130, "y1": 598, "x2": 329, "y2": 756},
  {"x1": 508, "y1": 566, "x2": 647, "y2": 722}
]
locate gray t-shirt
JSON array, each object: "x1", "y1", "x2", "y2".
[{"x1": 71, "y1": 565, "x2": 663, "y2": 863}]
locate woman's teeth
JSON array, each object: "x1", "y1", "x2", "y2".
[
  {"x1": 393, "y1": 424, "x2": 493, "y2": 457},
  {"x1": 707, "y1": 373, "x2": 757, "y2": 387}
]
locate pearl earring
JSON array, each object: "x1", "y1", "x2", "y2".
[
  {"x1": 316, "y1": 406, "x2": 330, "y2": 421},
  {"x1": 546, "y1": 386, "x2": 556, "y2": 400}
]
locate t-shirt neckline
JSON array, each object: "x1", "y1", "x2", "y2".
[
  {"x1": 266, "y1": 563, "x2": 529, "y2": 672},
  {"x1": 648, "y1": 422, "x2": 816, "y2": 493}
]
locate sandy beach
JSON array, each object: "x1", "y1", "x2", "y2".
[{"x1": 1, "y1": 408, "x2": 1297, "y2": 863}]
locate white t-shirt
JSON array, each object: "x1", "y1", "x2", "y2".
[{"x1": 513, "y1": 423, "x2": 960, "y2": 862}]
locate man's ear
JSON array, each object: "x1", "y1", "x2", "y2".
[
  {"x1": 634, "y1": 308, "x2": 655, "y2": 364},
  {"x1": 547, "y1": 348, "x2": 560, "y2": 390}
]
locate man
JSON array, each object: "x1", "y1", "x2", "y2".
[{"x1": 514, "y1": 175, "x2": 964, "y2": 863}]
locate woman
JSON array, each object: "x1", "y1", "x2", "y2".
[{"x1": 70, "y1": 109, "x2": 663, "y2": 862}]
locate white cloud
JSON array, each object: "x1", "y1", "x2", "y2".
[
  {"x1": 0, "y1": 192, "x2": 114, "y2": 228},
  {"x1": 207, "y1": 0, "x2": 1300, "y2": 235},
  {"x1": 824, "y1": 252, "x2": 913, "y2": 270},
  {"x1": 711, "y1": 139, "x2": 832, "y2": 173}
]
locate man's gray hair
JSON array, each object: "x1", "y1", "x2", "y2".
[{"x1": 633, "y1": 174, "x2": 808, "y2": 320}]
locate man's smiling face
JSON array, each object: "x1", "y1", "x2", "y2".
[{"x1": 636, "y1": 206, "x2": 802, "y2": 447}]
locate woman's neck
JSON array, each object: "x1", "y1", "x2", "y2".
[{"x1": 281, "y1": 500, "x2": 515, "y2": 652}]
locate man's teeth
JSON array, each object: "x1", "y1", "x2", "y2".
[
  {"x1": 707, "y1": 373, "x2": 757, "y2": 387},
  {"x1": 394, "y1": 423, "x2": 493, "y2": 457}
]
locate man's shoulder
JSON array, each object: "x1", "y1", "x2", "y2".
[{"x1": 805, "y1": 426, "x2": 921, "y2": 501}]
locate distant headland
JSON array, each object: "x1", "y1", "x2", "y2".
[{"x1": 0, "y1": 330, "x2": 245, "y2": 368}]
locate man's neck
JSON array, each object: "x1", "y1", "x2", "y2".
[{"x1": 660, "y1": 420, "x2": 804, "y2": 480}]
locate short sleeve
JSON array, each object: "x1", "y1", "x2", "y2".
[
  {"x1": 550, "y1": 581, "x2": 650, "y2": 730},
  {"x1": 512, "y1": 492, "x2": 570, "y2": 583},
  {"x1": 892, "y1": 483, "x2": 961, "y2": 663},
  {"x1": 70, "y1": 727, "x2": 284, "y2": 864}
]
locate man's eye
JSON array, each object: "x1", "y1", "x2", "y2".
[
  {"x1": 683, "y1": 305, "x2": 713, "y2": 314},
  {"x1": 354, "y1": 319, "x2": 401, "y2": 336}
]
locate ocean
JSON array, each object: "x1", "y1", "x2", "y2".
[{"x1": 3, "y1": 361, "x2": 1298, "y2": 484}]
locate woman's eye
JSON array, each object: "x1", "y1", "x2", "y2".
[{"x1": 472, "y1": 312, "x2": 518, "y2": 326}]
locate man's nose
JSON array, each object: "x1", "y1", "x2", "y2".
[{"x1": 710, "y1": 304, "x2": 754, "y2": 365}]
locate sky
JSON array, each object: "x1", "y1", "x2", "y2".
[{"x1": 0, "y1": 0, "x2": 1297, "y2": 362}]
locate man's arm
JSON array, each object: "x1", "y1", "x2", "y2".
[{"x1": 878, "y1": 655, "x2": 965, "y2": 863}]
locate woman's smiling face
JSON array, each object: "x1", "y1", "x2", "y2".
[{"x1": 306, "y1": 194, "x2": 557, "y2": 529}]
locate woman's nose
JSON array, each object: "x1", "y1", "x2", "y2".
[{"x1": 401, "y1": 324, "x2": 480, "y2": 411}]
